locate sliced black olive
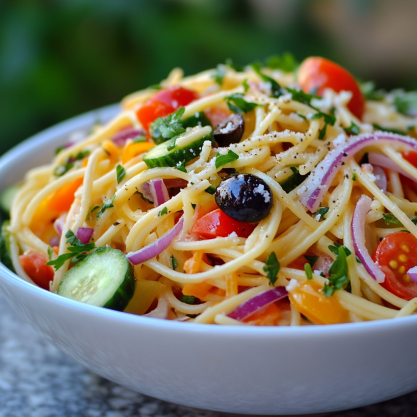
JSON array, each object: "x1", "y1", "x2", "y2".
[
  {"x1": 213, "y1": 114, "x2": 244, "y2": 147},
  {"x1": 215, "y1": 173, "x2": 272, "y2": 223}
]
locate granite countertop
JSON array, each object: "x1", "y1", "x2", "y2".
[{"x1": 0, "y1": 291, "x2": 416, "y2": 417}]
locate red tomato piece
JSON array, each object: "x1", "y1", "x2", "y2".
[
  {"x1": 137, "y1": 86, "x2": 199, "y2": 131},
  {"x1": 191, "y1": 208, "x2": 257, "y2": 239},
  {"x1": 372, "y1": 231, "x2": 417, "y2": 300},
  {"x1": 204, "y1": 107, "x2": 231, "y2": 128},
  {"x1": 298, "y1": 57, "x2": 365, "y2": 120},
  {"x1": 401, "y1": 150, "x2": 417, "y2": 168},
  {"x1": 19, "y1": 251, "x2": 54, "y2": 291}
]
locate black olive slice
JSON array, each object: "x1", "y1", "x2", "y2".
[
  {"x1": 213, "y1": 114, "x2": 245, "y2": 147},
  {"x1": 215, "y1": 173, "x2": 273, "y2": 223}
]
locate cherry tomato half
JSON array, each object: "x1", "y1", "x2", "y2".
[
  {"x1": 191, "y1": 208, "x2": 257, "y2": 239},
  {"x1": 19, "y1": 251, "x2": 54, "y2": 291},
  {"x1": 298, "y1": 57, "x2": 365, "y2": 120},
  {"x1": 242, "y1": 298, "x2": 291, "y2": 326},
  {"x1": 373, "y1": 231, "x2": 417, "y2": 300},
  {"x1": 137, "y1": 86, "x2": 199, "y2": 131}
]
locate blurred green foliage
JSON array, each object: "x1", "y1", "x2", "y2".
[{"x1": 0, "y1": 0, "x2": 413, "y2": 156}]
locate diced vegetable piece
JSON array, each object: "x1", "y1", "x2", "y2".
[
  {"x1": 58, "y1": 247, "x2": 135, "y2": 311},
  {"x1": 143, "y1": 126, "x2": 213, "y2": 169},
  {"x1": 191, "y1": 208, "x2": 257, "y2": 239},
  {"x1": 47, "y1": 178, "x2": 83, "y2": 212},
  {"x1": 124, "y1": 279, "x2": 163, "y2": 315},
  {"x1": 20, "y1": 250, "x2": 54, "y2": 290},
  {"x1": 0, "y1": 221, "x2": 15, "y2": 273}
]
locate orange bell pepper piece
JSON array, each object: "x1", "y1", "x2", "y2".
[
  {"x1": 47, "y1": 178, "x2": 83, "y2": 212},
  {"x1": 122, "y1": 141, "x2": 155, "y2": 164}
]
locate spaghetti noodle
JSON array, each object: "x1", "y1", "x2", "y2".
[{"x1": 5, "y1": 56, "x2": 417, "y2": 325}]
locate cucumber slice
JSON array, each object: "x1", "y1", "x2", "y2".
[
  {"x1": 0, "y1": 184, "x2": 19, "y2": 219},
  {"x1": 143, "y1": 125, "x2": 213, "y2": 169},
  {"x1": 182, "y1": 111, "x2": 211, "y2": 130},
  {"x1": 58, "y1": 247, "x2": 135, "y2": 311},
  {"x1": 0, "y1": 221, "x2": 15, "y2": 273}
]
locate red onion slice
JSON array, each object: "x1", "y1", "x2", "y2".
[
  {"x1": 53, "y1": 213, "x2": 67, "y2": 236},
  {"x1": 351, "y1": 195, "x2": 385, "y2": 283},
  {"x1": 143, "y1": 297, "x2": 168, "y2": 319},
  {"x1": 368, "y1": 152, "x2": 417, "y2": 184},
  {"x1": 76, "y1": 227, "x2": 94, "y2": 244},
  {"x1": 112, "y1": 127, "x2": 146, "y2": 146},
  {"x1": 149, "y1": 178, "x2": 170, "y2": 207},
  {"x1": 49, "y1": 236, "x2": 60, "y2": 247},
  {"x1": 227, "y1": 286, "x2": 288, "y2": 321},
  {"x1": 127, "y1": 216, "x2": 184, "y2": 265},
  {"x1": 372, "y1": 166, "x2": 387, "y2": 192},
  {"x1": 407, "y1": 266, "x2": 417, "y2": 284},
  {"x1": 299, "y1": 133, "x2": 417, "y2": 212}
]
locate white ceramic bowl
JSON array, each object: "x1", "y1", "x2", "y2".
[{"x1": 1, "y1": 107, "x2": 417, "y2": 415}]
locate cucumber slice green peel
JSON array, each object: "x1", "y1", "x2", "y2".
[
  {"x1": 58, "y1": 246, "x2": 135, "y2": 311},
  {"x1": 0, "y1": 220, "x2": 15, "y2": 273},
  {"x1": 143, "y1": 125, "x2": 213, "y2": 169}
]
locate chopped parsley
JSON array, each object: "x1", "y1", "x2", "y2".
[
  {"x1": 304, "y1": 255, "x2": 319, "y2": 266},
  {"x1": 265, "y1": 53, "x2": 298, "y2": 73},
  {"x1": 136, "y1": 191, "x2": 153, "y2": 204},
  {"x1": 55, "y1": 145, "x2": 66, "y2": 155},
  {"x1": 286, "y1": 87, "x2": 318, "y2": 107},
  {"x1": 171, "y1": 255, "x2": 178, "y2": 270},
  {"x1": 215, "y1": 150, "x2": 239, "y2": 169},
  {"x1": 158, "y1": 206, "x2": 168, "y2": 216},
  {"x1": 191, "y1": 203, "x2": 196, "y2": 210},
  {"x1": 323, "y1": 245, "x2": 350, "y2": 297},
  {"x1": 116, "y1": 164, "x2": 126, "y2": 184},
  {"x1": 279, "y1": 166, "x2": 308, "y2": 193},
  {"x1": 147, "y1": 84, "x2": 162, "y2": 90},
  {"x1": 54, "y1": 150, "x2": 91, "y2": 177},
  {"x1": 372, "y1": 124, "x2": 407, "y2": 136},
  {"x1": 133, "y1": 135, "x2": 147, "y2": 143},
  {"x1": 211, "y1": 64, "x2": 227, "y2": 85},
  {"x1": 47, "y1": 246, "x2": 53, "y2": 261},
  {"x1": 96, "y1": 194, "x2": 115, "y2": 218},
  {"x1": 205, "y1": 185, "x2": 217, "y2": 195},
  {"x1": 181, "y1": 295, "x2": 196, "y2": 305},
  {"x1": 46, "y1": 230, "x2": 96, "y2": 270},
  {"x1": 352, "y1": 173, "x2": 358, "y2": 181},
  {"x1": 313, "y1": 207, "x2": 329, "y2": 221},
  {"x1": 225, "y1": 93, "x2": 263, "y2": 114},
  {"x1": 359, "y1": 81, "x2": 385, "y2": 101},
  {"x1": 328, "y1": 242, "x2": 351, "y2": 257},
  {"x1": 304, "y1": 263, "x2": 313, "y2": 280},
  {"x1": 242, "y1": 78, "x2": 250, "y2": 92},
  {"x1": 394, "y1": 91, "x2": 417, "y2": 117},
  {"x1": 150, "y1": 107, "x2": 186, "y2": 144},
  {"x1": 251, "y1": 64, "x2": 283, "y2": 98},
  {"x1": 382, "y1": 213, "x2": 403, "y2": 226},
  {"x1": 263, "y1": 252, "x2": 280, "y2": 286},
  {"x1": 344, "y1": 121, "x2": 360, "y2": 136}
]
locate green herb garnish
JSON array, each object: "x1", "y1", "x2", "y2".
[
  {"x1": 171, "y1": 255, "x2": 178, "y2": 270},
  {"x1": 263, "y1": 252, "x2": 280, "y2": 286},
  {"x1": 215, "y1": 150, "x2": 239, "y2": 169},
  {"x1": 394, "y1": 91, "x2": 417, "y2": 117},
  {"x1": 181, "y1": 295, "x2": 196, "y2": 305},
  {"x1": 97, "y1": 194, "x2": 115, "y2": 218},
  {"x1": 116, "y1": 164, "x2": 126, "y2": 184},
  {"x1": 211, "y1": 64, "x2": 227, "y2": 85},
  {"x1": 251, "y1": 64, "x2": 283, "y2": 98},
  {"x1": 304, "y1": 255, "x2": 319, "y2": 266},
  {"x1": 382, "y1": 213, "x2": 403, "y2": 226},
  {"x1": 313, "y1": 207, "x2": 329, "y2": 221},
  {"x1": 158, "y1": 206, "x2": 168, "y2": 216},
  {"x1": 225, "y1": 93, "x2": 263, "y2": 114},
  {"x1": 54, "y1": 150, "x2": 91, "y2": 177},
  {"x1": 265, "y1": 53, "x2": 298, "y2": 72},
  {"x1": 372, "y1": 124, "x2": 407, "y2": 136},
  {"x1": 46, "y1": 230, "x2": 96, "y2": 270},
  {"x1": 205, "y1": 185, "x2": 217, "y2": 195},
  {"x1": 150, "y1": 107, "x2": 186, "y2": 144},
  {"x1": 328, "y1": 242, "x2": 351, "y2": 257},
  {"x1": 344, "y1": 121, "x2": 360, "y2": 135},
  {"x1": 323, "y1": 245, "x2": 350, "y2": 297},
  {"x1": 304, "y1": 263, "x2": 313, "y2": 280},
  {"x1": 47, "y1": 246, "x2": 53, "y2": 261}
]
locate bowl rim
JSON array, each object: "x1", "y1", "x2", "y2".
[{"x1": 1, "y1": 104, "x2": 417, "y2": 338}]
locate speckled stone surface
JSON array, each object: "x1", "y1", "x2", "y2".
[{"x1": 1, "y1": 290, "x2": 416, "y2": 417}]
